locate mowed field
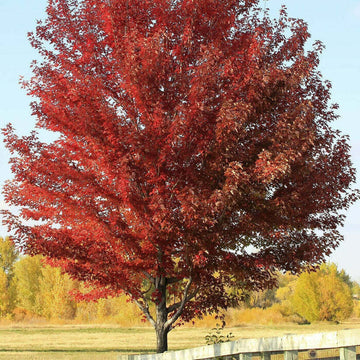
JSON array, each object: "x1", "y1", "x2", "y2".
[{"x1": 0, "y1": 321, "x2": 360, "y2": 360}]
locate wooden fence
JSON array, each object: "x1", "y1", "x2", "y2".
[{"x1": 118, "y1": 328, "x2": 360, "y2": 360}]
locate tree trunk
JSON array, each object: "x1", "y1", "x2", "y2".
[
  {"x1": 155, "y1": 276, "x2": 169, "y2": 353},
  {"x1": 156, "y1": 324, "x2": 169, "y2": 353}
]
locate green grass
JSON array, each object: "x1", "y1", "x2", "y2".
[{"x1": 0, "y1": 321, "x2": 359, "y2": 359}]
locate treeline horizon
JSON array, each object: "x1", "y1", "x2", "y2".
[{"x1": 1, "y1": 236, "x2": 359, "y2": 326}]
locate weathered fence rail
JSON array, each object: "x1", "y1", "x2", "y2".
[{"x1": 118, "y1": 328, "x2": 360, "y2": 360}]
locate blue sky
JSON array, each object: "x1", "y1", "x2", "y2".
[{"x1": 0, "y1": 1, "x2": 359, "y2": 280}]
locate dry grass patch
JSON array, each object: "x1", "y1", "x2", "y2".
[{"x1": 0, "y1": 321, "x2": 359, "y2": 359}]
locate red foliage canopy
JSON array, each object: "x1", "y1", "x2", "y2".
[{"x1": 2, "y1": 0, "x2": 358, "y2": 352}]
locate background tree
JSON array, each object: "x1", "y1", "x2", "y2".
[
  {"x1": 274, "y1": 272, "x2": 298, "y2": 318},
  {"x1": 352, "y1": 281, "x2": 360, "y2": 299},
  {"x1": 0, "y1": 236, "x2": 18, "y2": 278},
  {"x1": 1, "y1": 0, "x2": 358, "y2": 352},
  {"x1": 13, "y1": 255, "x2": 43, "y2": 315},
  {"x1": 0, "y1": 268, "x2": 13, "y2": 317},
  {"x1": 37, "y1": 265, "x2": 78, "y2": 320},
  {"x1": 244, "y1": 288, "x2": 277, "y2": 309},
  {"x1": 0, "y1": 237, "x2": 18, "y2": 317},
  {"x1": 352, "y1": 281, "x2": 360, "y2": 318},
  {"x1": 291, "y1": 264, "x2": 354, "y2": 322}
]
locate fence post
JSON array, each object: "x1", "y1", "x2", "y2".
[
  {"x1": 340, "y1": 347, "x2": 357, "y2": 360},
  {"x1": 284, "y1": 350, "x2": 298, "y2": 360},
  {"x1": 261, "y1": 353, "x2": 271, "y2": 360}
]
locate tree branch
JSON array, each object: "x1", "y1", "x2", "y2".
[
  {"x1": 164, "y1": 277, "x2": 196, "y2": 330},
  {"x1": 167, "y1": 288, "x2": 198, "y2": 313},
  {"x1": 142, "y1": 271, "x2": 155, "y2": 283},
  {"x1": 167, "y1": 277, "x2": 181, "y2": 284},
  {"x1": 131, "y1": 295, "x2": 156, "y2": 328}
]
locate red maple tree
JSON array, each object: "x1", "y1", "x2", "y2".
[{"x1": 2, "y1": 0, "x2": 358, "y2": 352}]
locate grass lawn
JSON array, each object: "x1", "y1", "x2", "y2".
[{"x1": 0, "y1": 321, "x2": 359, "y2": 359}]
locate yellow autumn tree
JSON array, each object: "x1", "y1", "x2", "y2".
[
  {"x1": 290, "y1": 271, "x2": 320, "y2": 322},
  {"x1": 0, "y1": 236, "x2": 18, "y2": 317},
  {"x1": 13, "y1": 255, "x2": 43, "y2": 315},
  {"x1": 37, "y1": 265, "x2": 78, "y2": 320},
  {"x1": 0, "y1": 268, "x2": 12, "y2": 317},
  {"x1": 275, "y1": 273, "x2": 298, "y2": 317},
  {"x1": 0, "y1": 236, "x2": 18, "y2": 277},
  {"x1": 353, "y1": 282, "x2": 360, "y2": 318},
  {"x1": 291, "y1": 263, "x2": 353, "y2": 322},
  {"x1": 317, "y1": 264, "x2": 353, "y2": 321}
]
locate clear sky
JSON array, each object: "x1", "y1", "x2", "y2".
[{"x1": 0, "y1": 1, "x2": 359, "y2": 280}]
